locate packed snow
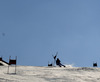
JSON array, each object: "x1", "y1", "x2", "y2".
[{"x1": 0, "y1": 65, "x2": 100, "y2": 82}]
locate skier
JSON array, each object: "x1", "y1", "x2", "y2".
[{"x1": 56, "y1": 58, "x2": 65, "y2": 67}]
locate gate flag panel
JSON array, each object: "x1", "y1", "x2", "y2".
[{"x1": 9, "y1": 60, "x2": 16, "y2": 65}]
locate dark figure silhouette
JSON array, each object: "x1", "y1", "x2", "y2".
[
  {"x1": 48, "y1": 62, "x2": 53, "y2": 66},
  {"x1": 53, "y1": 55, "x2": 57, "y2": 60},
  {"x1": 93, "y1": 62, "x2": 97, "y2": 67},
  {"x1": 56, "y1": 58, "x2": 65, "y2": 67},
  {"x1": 48, "y1": 63, "x2": 52, "y2": 66}
]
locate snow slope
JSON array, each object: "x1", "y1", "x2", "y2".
[{"x1": 0, "y1": 65, "x2": 100, "y2": 82}]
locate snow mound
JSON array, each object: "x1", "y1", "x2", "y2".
[
  {"x1": 65, "y1": 64, "x2": 73, "y2": 68},
  {"x1": 0, "y1": 66, "x2": 100, "y2": 82}
]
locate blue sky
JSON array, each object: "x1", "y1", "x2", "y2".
[{"x1": 0, "y1": 0, "x2": 100, "y2": 67}]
